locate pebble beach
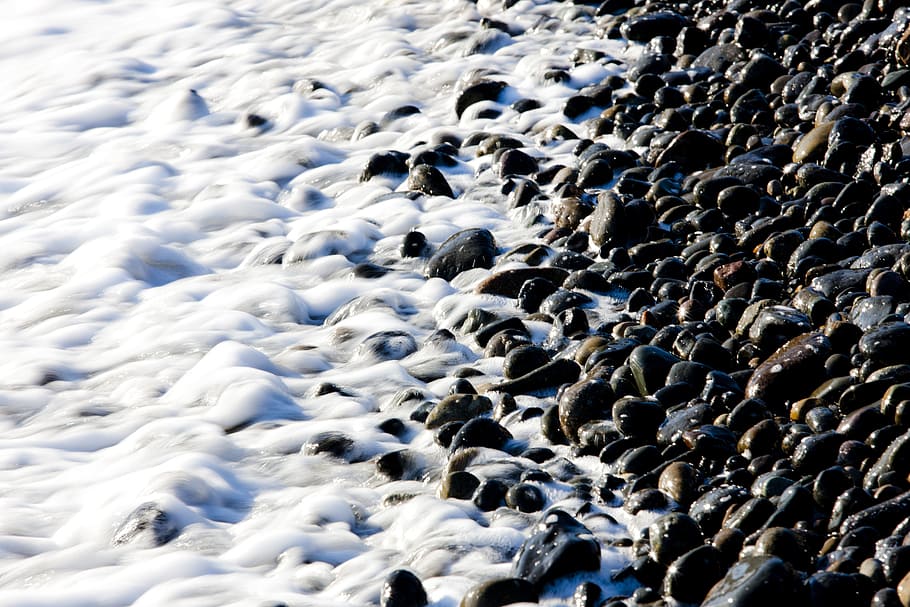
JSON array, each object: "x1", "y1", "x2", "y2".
[{"x1": 2, "y1": 1, "x2": 910, "y2": 606}]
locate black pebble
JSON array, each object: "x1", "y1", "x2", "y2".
[
  {"x1": 506, "y1": 483, "x2": 545, "y2": 512},
  {"x1": 381, "y1": 569, "x2": 428, "y2": 607}
]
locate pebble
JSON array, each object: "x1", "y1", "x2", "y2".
[
  {"x1": 408, "y1": 164, "x2": 454, "y2": 198},
  {"x1": 424, "y1": 394, "x2": 492, "y2": 429},
  {"x1": 745, "y1": 333, "x2": 832, "y2": 413},
  {"x1": 649, "y1": 512, "x2": 703, "y2": 566},
  {"x1": 612, "y1": 397, "x2": 664, "y2": 439},
  {"x1": 512, "y1": 510, "x2": 600, "y2": 588},
  {"x1": 505, "y1": 483, "x2": 545, "y2": 513},
  {"x1": 355, "y1": 1, "x2": 910, "y2": 604},
  {"x1": 381, "y1": 570, "x2": 428, "y2": 607},
  {"x1": 702, "y1": 555, "x2": 804, "y2": 607},
  {"x1": 19, "y1": 0, "x2": 910, "y2": 604},
  {"x1": 475, "y1": 268, "x2": 569, "y2": 297},
  {"x1": 460, "y1": 578, "x2": 538, "y2": 607},
  {"x1": 663, "y1": 544, "x2": 727, "y2": 603},
  {"x1": 425, "y1": 228, "x2": 496, "y2": 281},
  {"x1": 455, "y1": 80, "x2": 507, "y2": 118},
  {"x1": 558, "y1": 379, "x2": 612, "y2": 443},
  {"x1": 489, "y1": 358, "x2": 581, "y2": 395},
  {"x1": 112, "y1": 503, "x2": 179, "y2": 547}
]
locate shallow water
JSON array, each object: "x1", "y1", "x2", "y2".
[{"x1": 0, "y1": 0, "x2": 647, "y2": 604}]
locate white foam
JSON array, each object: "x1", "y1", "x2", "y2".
[{"x1": 0, "y1": 0, "x2": 638, "y2": 604}]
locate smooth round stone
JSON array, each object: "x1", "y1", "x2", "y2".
[
  {"x1": 658, "y1": 461, "x2": 701, "y2": 506},
  {"x1": 540, "y1": 404, "x2": 569, "y2": 445},
  {"x1": 303, "y1": 431, "x2": 357, "y2": 460},
  {"x1": 460, "y1": 578, "x2": 537, "y2": 607},
  {"x1": 727, "y1": 398, "x2": 772, "y2": 433},
  {"x1": 656, "y1": 401, "x2": 713, "y2": 448},
  {"x1": 553, "y1": 197, "x2": 595, "y2": 230},
  {"x1": 616, "y1": 444, "x2": 662, "y2": 476},
  {"x1": 112, "y1": 503, "x2": 179, "y2": 547},
  {"x1": 805, "y1": 571, "x2": 865, "y2": 607},
  {"x1": 425, "y1": 228, "x2": 496, "y2": 281},
  {"x1": 689, "y1": 486, "x2": 750, "y2": 536},
  {"x1": 449, "y1": 418, "x2": 512, "y2": 453},
  {"x1": 440, "y1": 471, "x2": 480, "y2": 500},
  {"x1": 655, "y1": 129, "x2": 725, "y2": 172},
  {"x1": 649, "y1": 512, "x2": 703, "y2": 565},
  {"x1": 874, "y1": 587, "x2": 902, "y2": 607},
  {"x1": 558, "y1": 379, "x2": 613, "y2": 443},
  {"x1": 361, "y1": 150, "x2": 409, "y2": 181},
  {"x1": 620, "y1": 11, "x2": 689, "y2": 42},
  {"x1": 425, "y1": 394, "x2": 493, "y2": 429},
  {"x1": 724, "y1": 497, "x2": 775, "y2": 537},
  {"x1": 381, "y1": 570, "x2": 428, "y2": 607},
  {"x1": 512, "y1": 510, "x2": 600, "y2": 587},
  {"x1": 376, "y1": 449, "x2": 417, "y2": 480},
  {"x1": 516, "y1": 277, "x2": 559, "y2": 313},
  {"x1": 713, "y1": 527, "x2": 745, "y2": 563},
  {"x1": 627, "y1": 345, "x2": 680, "y2": 396},
  {"x1": 497, "y1": 148, "x2": 538, "y2": 178},
  {"x1": 625, "y1": 487, "x2": 670, "y2": 514},
  {"x1": 400, "y1": 230, "x2": 430, "y2": 257},
  {"x1": 863, "y1": 428, "x2": 910, "y2": 492},
  {"x1": 474, "y1": 317, "x2": 528, "y2": 349},
  {"x1": 588, "y1": 191, "x2": 626, "y2": 247},
  {"x1": 408, "y1": 164, "x2": 454, "y2": 197},
  {"x1": 455, "y1": 80, "x2": 506, "y2": 118},
  {"x1": 755, "y1": 527, "x2": 809, "y2": 570},
  {"x1": 793, "y1": 122, "x2": 834, "y2": 162},
  {"x1": 473, "y1": 479, "x2": 508, "y2": 511},
  {"x1": 791, "y1": 430, "x2": 846, "y2": 475},
  {"x1": 357, "y1": 330, "x2": 418, "y2": 361},
  {"x1": 573, "y1": 581, "x2": 602, "y2": 607},
  {"x1": 612, "y1": 397, "x2": 664, "y2": 439},
  {"x1": 860, "y1": 322, "x2": 910, "y2": 366},
  {"x1": 505, "y1": 483, "x2": 545, "y2": 513},
  {"x1": 747, "y1": 306, "x2": 811, "y2": 354},
  {"x1": 476, "y1": 268, "x2": 568, "y2": 298},
  {"x1": 702, "y1": 555, "x2": 803, "y2": 607},
  {"x1": 503, "y1": 345, "x2": 550, "y2": 380},
  {"x1": 663, "y1": 544, "x2": 726, "y2": 603},
  {"x1": 745, "y1": 333, "x2": 832, "y2": 415},
  {"x1": 813, "y1": 467, "x2": 853, "y2": 510}
]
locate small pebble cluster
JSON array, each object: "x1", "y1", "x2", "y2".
[{"x1": 368, "y1": 0, "x2": 910, "y2": 606}]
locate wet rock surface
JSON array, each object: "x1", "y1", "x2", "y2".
[
  {"x1": 398, "y1": 0, "x2": 910, "y2": 603},
  {"x1": 512, "y1": 510, "x2": 601, "y2": 589},
  {"x1": 425, "y1": 228, "x2": 496, "y2": 280},
  {"x1": 112, "y1": 503, "x2": 180, "y2": 547}
]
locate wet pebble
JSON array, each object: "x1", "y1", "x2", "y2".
[
  {"x1": 649, "y1": 512, "x2": 703, "y2": 566},
  {"x1": 663, "y1": 544, "x2": 727, "y2": 603},
  {"x1": 112, "y1": 503, "x2": 179, "y2": 547},
  {"x1": 460, "y1": 578, "x2": 538, "y2": 607},
  {"x1": 425, "y1": 394, "x2": 492, "y2": 429},
  {"x1": 702, "y1": 555, "x2": 804, "y2": 607},
  {"x1": 558, "y1": 378, "x2": 612, "y2": 443},
  {"x1": 512, "y1": 510, "x2": 600, "y2": 588},
  {"x1": 425, "y1": 228, "x2": 496, "y2": 281},
  {"x1": 381, "y1": 570, "x2": 428, "y2": 607}
]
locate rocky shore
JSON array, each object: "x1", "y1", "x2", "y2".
[
  {"x1": 372, "y1": 1, "x2": 910, "y2": 606},
  {"x1": 7, "y1": 0, "x2": 910, "y2": 605}
]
